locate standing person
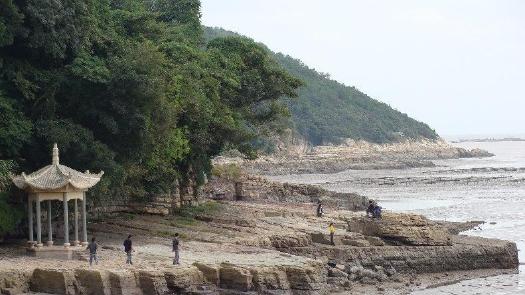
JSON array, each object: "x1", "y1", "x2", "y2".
[
  {"x1": 172, "y1": 233, "x2": 180, "y2": 265},
  {"x1": 316, "y1": 201, "x2": 324, "y2": 217},
  {"x1": 86, "y1": 237, "x2": 98, "y2": 266},
  {"x1": 328, "y1": 223, "x2": 336, "y2": 246},
  {"x1": 124, "y1": 235, "x2": 133, "y2": 265}
]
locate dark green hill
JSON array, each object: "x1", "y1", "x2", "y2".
[{"x1": 205, "y1": 27, "x2": 439, "y2": 145}]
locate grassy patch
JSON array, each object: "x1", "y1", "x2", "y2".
[
  {"x1": 165, "y1": 201, "x2": 222, "y2": 228},
  {"x1": 174, "y1": 216, "x2": 197, "y2": 226},
  {"x1": 173, "y1": 201, "x2": 222, "y2": 218}
]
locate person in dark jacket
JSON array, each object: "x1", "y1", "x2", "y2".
[
  {"x1": 86, "y1": 237, "x2": 98, "y2": 266},
  {"x1": 123, "y1": 235, "x2": 133, "y2": 265},
  {"x1": 172, "y1": 233, "x2": 180, "y2": 265},
  {"x1": 366, "y1": 200, "x2": 376, "y2": 217},
  {"x1": 316, "y1": 201, "x2": 324, "y2": 217}
]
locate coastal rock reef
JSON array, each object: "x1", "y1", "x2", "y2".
[{"x1": 0, "y1": 201, "x2": 518, "y2": 295}]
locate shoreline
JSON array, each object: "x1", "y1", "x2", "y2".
[
  {"x1": 217, "y1": 139, "x2": 494, "y2": 176},
  {"x1": 0, "y1": 141, "x2": 518, "y2": 294},
  {"x1": 0, "y1": 196, "x2": 518, "y2": 294}
]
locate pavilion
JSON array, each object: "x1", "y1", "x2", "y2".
[{"x1": 12, "y1": 144, "x2": 103, "y2": 248}]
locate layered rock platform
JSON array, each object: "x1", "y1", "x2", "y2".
[{"x1": 0, "y1": 201, "x2": 518, "y2": 295}]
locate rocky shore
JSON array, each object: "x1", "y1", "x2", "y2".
[
  {"x1": 0, "y1": 193, "x2": 518, "y2": 295},
  {"x1": 217, "y1": 139, "x2": 494, "y2": 175}
]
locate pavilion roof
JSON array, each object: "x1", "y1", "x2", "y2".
[{"x1": 12, "y1": 144, "x2": 103, "y2": 191}]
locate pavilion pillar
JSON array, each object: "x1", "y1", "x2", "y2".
[
  {"x1": 28, "y1": 198, "x2": 34, "y2": 246},
  {"x1": 73, "y1": 199, "x2": 79, "y2": 246},
  {"x1": 81, "y1": 192, "x2": 88, "y2": 246},
  {"x1": 35, "y1": 196, "x2": 43, "y2": 247},
  {"x1": 47, "y1": 200, "x2": 53, "y2": 246},
  {"x1": 63, "y1": 193, "x2": 70, "y2": 247}
]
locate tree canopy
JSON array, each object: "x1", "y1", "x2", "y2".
[{"x1": 0, "y1": 0, "x2": 301, "y2": 215}]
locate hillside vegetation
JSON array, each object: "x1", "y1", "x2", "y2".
[
  {"x1": 206, "y1": 27, "x2": 439, "y2": 145},
  {"x1": 0, "y1": 0, "x2": 301, "y2": 236}
]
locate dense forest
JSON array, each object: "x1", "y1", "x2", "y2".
[
  {"x1": 0, "y1": 1, "x2": 440, "y2": 237},
  {"x1": 205, "y1": 27, "x2": 439, "y2": 145},
  {"x1": 0, "y1": 0, "x2": 301, "y2": 236}
]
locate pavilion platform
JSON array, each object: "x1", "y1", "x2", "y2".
[{"x1": 26, "y1": 244, "x2": 86, "y2": 260}]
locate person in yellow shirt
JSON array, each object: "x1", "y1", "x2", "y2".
[{"x1": 328, "y1": 223, "x2": 335, "y2": 245}]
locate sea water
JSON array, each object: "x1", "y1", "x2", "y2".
[{"x1": 269, "y1": 141, "x2": 525, "y2": 294}]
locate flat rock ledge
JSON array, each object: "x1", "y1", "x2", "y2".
[
  {"x1": 0, "y1": 262, "x2": 328, "y2": 295},
  {"x1": 0, "y1": 210, "x2": 518, "y2": 295}
]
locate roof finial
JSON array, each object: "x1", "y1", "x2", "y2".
[{"x1": 52, "y1": 143, "x2": 59, "y2": 165}]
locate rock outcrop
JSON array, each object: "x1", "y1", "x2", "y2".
[
  {"x1": 347, "y1": 213, "x2": 452, "y2": 246},
  {"x1": 456, "y1": 147, "x2": 495, "y2": 158},
  {"x1": 205, "y1": 174, "x2": 368, "y2": 210},
  {"x1": 0, "y1": 262, "x2": 328, "y2": 295},
  {"x1": 0, "y1": 206, "x2": 518, "y2": 295},
  {"x1": 313, "y1": 235, "x2": 519, "y2": 274}
]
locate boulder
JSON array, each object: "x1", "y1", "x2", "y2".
[
  {"x1": 30, "y1": 269, "x2": 75, "y2": 295},
  {"x1": 345, "y1": 266, "x2": 386, "y2": 283},
  {"x1": 250, "y1": 267, "x2": 290, "y2": 291},
  {"x1": 137, "y1": 271, "x2": 169, "y2": 295},
  {"x1": 74, "y1": 269, "x2": 109, "y2": 295},
  {"x1": 457, "y1": 148, "x2": 494, "y2": 158},
  {"x1": 219, "y1": 263, "x2": 253, "y2": 292},
  {"x1": 164, "y1": 266, "x2": 206, "y2": 292},
  {"x1": 107, "y1": 271, "x2": 142, "y2": 295},
  {"x1": 0, "y1": 270, "x2": 30, "y2": 294},
  {"x1": 285, "y1": 266, "x2": 324, "y2": 291},
  {"x1": 193, "y1": 263, "x2": 220, "y2": 285}
]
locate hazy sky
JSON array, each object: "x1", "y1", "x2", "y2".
[{"x1": 201, "y1": 0, "x2": 524, "y2": 137}]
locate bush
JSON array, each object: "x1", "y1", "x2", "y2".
[
  {"x1": 211, "y1": 164, "x2": 243, "y2": 181},
  {"x1": 0, "y1": 160, "x2": 23, "y2": 238},
  {"x1": 0, "y1": 160, "x2": 15, "y2": 191},
  {"x1": 0, "y1": 192, "x2": 23, "y2": 238}
]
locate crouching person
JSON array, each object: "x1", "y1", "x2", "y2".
[{"x1": 366, "y1": 200, "x2": 382, "y2": 219}]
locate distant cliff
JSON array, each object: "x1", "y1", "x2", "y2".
[{"x1": 205, "y1": 27, "x2": 439, "y2": 146}]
